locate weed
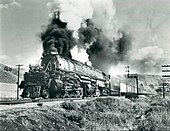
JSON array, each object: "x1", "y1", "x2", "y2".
[{"x1": 61, "y1": 101, "x2": 79, "y2": 110}]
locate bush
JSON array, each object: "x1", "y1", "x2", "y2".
[
  {"x1": 151, "y1": 98, "x2": 170, "y2": 108},
  {"x1": 63, "y1": 111, "x2": 84, "y2": 126},
  {"x1": 61, "y1": 102, "x2": 79, "y2": 110},
  {"x1": 125, "y1": 93, "x2": 138, "y2": 99}
]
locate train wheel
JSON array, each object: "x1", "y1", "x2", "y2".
[
  {"x1": 25, "y1": 91, "x2": 31, "y2": 98},
  {"x1": 42, "y1": 89, "x2": 49, "y2": 99}
]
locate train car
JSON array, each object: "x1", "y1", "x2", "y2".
[
  {"x1": 119, "y1": 83, "x2": 137, "y2": 95},
  {"x1": 19, "y1": 51, "x2": 111, "y2": 99},
  {"x1": 119, "y1": 82, "x2": 151, "y2": 95}
]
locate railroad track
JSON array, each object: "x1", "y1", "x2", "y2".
[
  {"x1": 0, "y1": 97, "x2": 85, "y2": 105},
  {"x1": 0, "y1": 96, "x2": 101, "y2": 105},
  {"x1": 0, "y1": 93, "x2": 153, "y2": 105}
]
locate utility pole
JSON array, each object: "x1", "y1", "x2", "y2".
[
  {"x1": 125, "y1": 66, "x2": 139, "y2": 95},
  {"x1": 162, "y1": 82, "x2": 165, "y2": 98},
  {"x1": 16, "y1": 64, "x2": 23, "y2": 100}
]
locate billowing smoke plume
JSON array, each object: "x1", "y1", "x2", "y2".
[
  {"x1": 40, "y1": 11, "x2": 76, "y2": 58},
  {"x1": 79, "y1": 20, "x2": 131, "y2": 72}
]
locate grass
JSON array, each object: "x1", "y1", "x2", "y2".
[
  {"x1": 1, "y1": 95, "x2": 170, "y2": 130},
  {"x1": 64, "y1": 96, "x2": 170, "y2": 130},
  {"x1": 0, "y1": 106, "x2": 80, "y2": 131},
  {"x1": 79, "y1": 97, "x2": 148, "y2": 130},
  {"x1": 134, "y1": 106, "x2": 170, "y2": 131},
  {"x1": 133, "y1": 96, "x2": 170, "y2": 131}
]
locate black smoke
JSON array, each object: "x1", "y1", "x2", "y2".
[
  {"x1": 40, "y1": 13, "x2": 132, "y2": 73},
  {"x1": 40, "y1": 12, "x2": 76, "y2": 58},
  {"x1": 78, "y1": 19, "x2": 132, "y2": 73},
  {"x1": 115, "y1": 30, "x2": 132, "y2": 62}
]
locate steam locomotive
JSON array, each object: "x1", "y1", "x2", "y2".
[
  {"x1": 19, "y1": 50, "x2": 113, "y2": 99},
  {"x1": 19, "y1": 50, "x2": 150, "y2": 99}
]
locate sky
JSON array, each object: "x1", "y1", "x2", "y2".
[{"x1": 0, "y1": 0, "x2": 170, "y2": 74}]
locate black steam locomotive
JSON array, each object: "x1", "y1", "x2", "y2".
[{"x1": 19, "y1": 51, "x2": 112, "y2": 99}]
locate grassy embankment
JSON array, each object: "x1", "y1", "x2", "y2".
[{"x1": 0, "y1": 95, "x2": 170, "y2": 131}]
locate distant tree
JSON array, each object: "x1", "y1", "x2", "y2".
[{"x1": 4, "y1": 66, "x2": 12, "y2": 72}]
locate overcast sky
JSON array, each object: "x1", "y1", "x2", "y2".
[{"x1": 0, "y1": 0, "x2": 170, "y2": 73}]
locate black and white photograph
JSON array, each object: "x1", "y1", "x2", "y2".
[{"x1": 0, "y1": 0, "x2": 170, "y2": 130}]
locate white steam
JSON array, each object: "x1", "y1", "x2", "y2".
[{"x1": 70, "y1": 45, "x2": 89, "y2": 63}]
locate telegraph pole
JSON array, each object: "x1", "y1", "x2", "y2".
[
  {"x1": 162, "y1": 82, "x2": 165, "y2": 98},
  {"x1": 125, "y1": 66, "x2": 139, "y2": 95},
  {"x1": 16, "y1": 64, "x2": 23, "y2": 100}
]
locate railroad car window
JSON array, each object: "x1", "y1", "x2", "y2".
[{"x1": 128, "y1": 85, "x2": 131, "y2": 92}]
